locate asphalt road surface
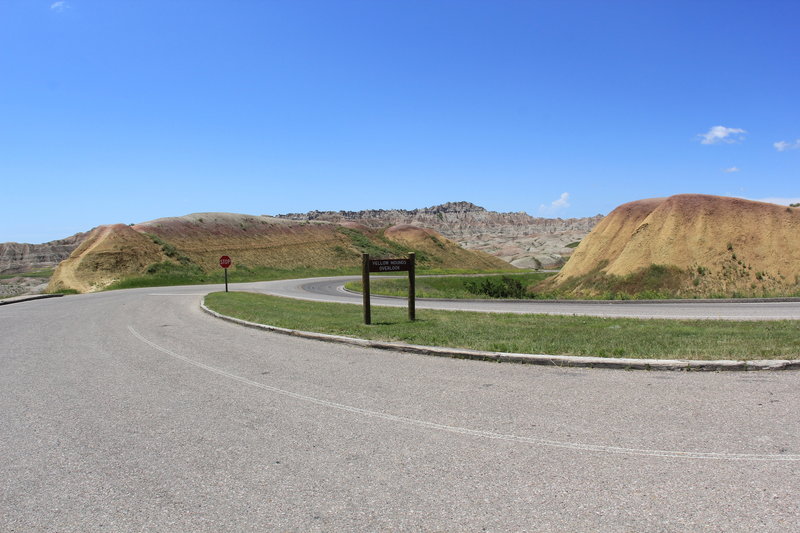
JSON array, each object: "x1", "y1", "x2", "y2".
[
  {"x1": 2, "y1": 283, "x2": 800, "y2": 531},
  {"x1": 260, "y1": 275, "x2": 800, "y2": 321}
]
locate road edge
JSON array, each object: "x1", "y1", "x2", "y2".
[
  {"x1": 200, "y1": 299, "x2": 800, "y2": 371},
  {"x1": 0, "y1": 293, "x2": 64, "y2": 306}
]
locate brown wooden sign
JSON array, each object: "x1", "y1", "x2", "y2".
[
  {"x1": 362, "y1": 253, "x2": 415, "y2": 324},
  {"x1": 369, "y1": 258, "x2": 411, "y2": 273}
]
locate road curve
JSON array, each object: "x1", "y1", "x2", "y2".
[
  {"x1": 2, "y1": 284, "x2": 800, "y2": 531},
  {"x1": 254, "y1": 275, "x2": 800, "y2": 320}
]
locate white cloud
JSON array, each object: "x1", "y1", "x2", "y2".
[
  {"x1": 723, "y1": 166, "x2": 740, "y2": 173},
  {"x1": 538, "y1": 192, "x2": 570, "y2": 215},
  {"x1": 698, "y1": 125, "x2": 746, "y2": 145},
  {"x1": 50, "y1": 1, "x2": 68, "y2": 11},
  {"x1": 774, "y1": 139, "x2": 800, "y2": 151}
]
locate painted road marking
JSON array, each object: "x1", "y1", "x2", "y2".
[
  {"x1": 128, "y1": 325, "x2": 800, "y2": 462},
  {"x1": 147, "y1": 293, "x2": 208, "y2": 296}
]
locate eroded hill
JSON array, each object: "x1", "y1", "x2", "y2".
[
  {"x1": 0, "y1": 232, "x2": 91, "y2": 299},
  {"x1": 539, "y1": 194, "x2": 800, "y2": 298},
  {"x1": 0, "y1": 232, "x2": 89, "y2": 275},
  {"x1": 48, "y1": 213, "x2": 510, "y2": 293},
  {"x1": 277, "y1": 201, "x2": 604, "y2": 268}
]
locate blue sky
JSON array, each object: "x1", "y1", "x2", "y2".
[{"x1": 2, "y1": 0, "x2": 798, "y2": 243}]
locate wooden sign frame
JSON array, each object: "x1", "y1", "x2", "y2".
[{"x1": 362, "y1": 252, "x2": 415, "y2": 325}]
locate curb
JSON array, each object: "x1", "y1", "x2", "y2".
[
  {"x1": 200, "y1": 299, "x2": 800, "y2": 371},
  {"x1": 0, "y1": 293, "x2": 64, "y2": 306}
]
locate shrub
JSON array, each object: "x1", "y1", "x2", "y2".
[{"x1": 465, "y1": 276, "x2": 528, "y2": 298}]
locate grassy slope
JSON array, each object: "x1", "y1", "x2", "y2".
[
  {"x1": 534, "y1": 263, "x2": 800, "y2": 300},
  {"x1": 205, "y1": 292, "x2": 800, "y2": 360},
  {"x1": 99, "y1": 217, "x2": 513, "y2": 291}
]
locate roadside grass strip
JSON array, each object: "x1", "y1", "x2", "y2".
[
  {"x1": 345, "y1": 272, "x2": 553, "y2": 299},
  {"x1": 204, "y1": 292, "x2": 800, "y2": 361}
]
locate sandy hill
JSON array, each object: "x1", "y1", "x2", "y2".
[
  {"x1": 277, "y1": 201, "x2": 604, "y2": 268},
  {"x1": 541, "y1": 194, "x2": 800, "y2": 298},
  {"x1": 48, "y1": 225, "x2": 165, "y2": 293},
  {"x1": 48, "y1": 213, "x2": 510, "y2": 293}
]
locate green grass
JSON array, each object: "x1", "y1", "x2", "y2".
[
  {"x1": 535, "y1": 262, "x2": 694, "y2": 300},
  {"x1": 537, "y1": 262, "x2": 800, "y2": 300},
  {"x1": 105, "y1": 265, "x2": 364, "y2": 291},
  {"x1": 204, "y1": 291, "x2": 800, "y2": 360},
  {"x1": 0, "y1": 268, "x2": 54, "y2": 280},
  {"x1": 337, "y1": 227, "x2": 433, "y2": 265},
  {"x1": 49, "y1": 288, "x2": 79, "y2": 295},
  {"x1": 346, "y1": 272, "x2": 553, "y2": 299},
  {"x1": 105, "y1": 261, "x2": 522, "y2": 292},
  {"x1": 392, "y1": 267, "x2": 523, "y2": 276}
]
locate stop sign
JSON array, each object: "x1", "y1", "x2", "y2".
[{"x1": 219, "y1": 255, "x2": 232, "y2": 268}]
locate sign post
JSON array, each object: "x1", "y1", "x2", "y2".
[
  {"x1": 219, "y1": 255, "x2": 232, "y2": 292},
  {"x1": 361, "y1": 252, "x2": 416, "y2": 324},
  {"x1": 362, "y1": 253, "x2": 371, "y2": 325},
  {"x1": 408, "y1": 252, "x2": 415, "y2": 321}
]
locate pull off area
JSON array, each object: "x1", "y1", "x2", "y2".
[{"x1": 128, "y1": 324, "x2": 800, "y2": 462}]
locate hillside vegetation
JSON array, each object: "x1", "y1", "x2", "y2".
[
  {"x1": 48, "y1": 213, "x2": 511, "y2": 293},
  {"x1": 537, "y1": 194, "x2": 800, "y2": 298}
]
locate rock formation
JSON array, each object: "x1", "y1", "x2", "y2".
[
  {"x1": 276, "y1": 202, "x2": 604, "y2": 268},
  {"x1": 0, "y1": 232, "x2": 89, "y2": 275},
  {"x1": 0, "y1": 232, "x2": 90, "y2": 298}
]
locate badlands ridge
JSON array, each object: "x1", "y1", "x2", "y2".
[{"x1": 3, "y1": 195, "x2": 798, "y2": 298}]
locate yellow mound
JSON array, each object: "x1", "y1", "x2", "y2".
[
  {"x1": 547, "y1": 194, "x2": 800, "y2": 297},
  {"x1": 49, "y1": 214, "x2": 512, "y2": 293},
  {"x1": 48, "y1": 225, "x2": 166, "y2": 293}
]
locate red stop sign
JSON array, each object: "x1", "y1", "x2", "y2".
[{"x1": 219, "y1": 256, "x2": 232, "y2": 269}]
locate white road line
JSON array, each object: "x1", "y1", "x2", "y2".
[
  {"x1": 147, "y1": 293, "x2": 208, "y2": 296},
  {"x1": 128, "y1": 325, "x2": 800, "y2": 462}
]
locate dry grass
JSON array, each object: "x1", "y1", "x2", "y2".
[
  {"x1": 548, "y1": 195, "x2": 800, "y2": 297},
  {"x1": 51, "y1": 213, "x2": 511, "y2": 293}
]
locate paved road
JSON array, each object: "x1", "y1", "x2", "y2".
[
  {"x1": 2, "y1": 284, "x2": 800, "y2": 531},
  {"x1": 257, "y1": 276, "x2": 800, "y2": 320}
]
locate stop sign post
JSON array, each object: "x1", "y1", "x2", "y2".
[{"x1": 219, "y1": 256, "x2": 231, "y2": 292}]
